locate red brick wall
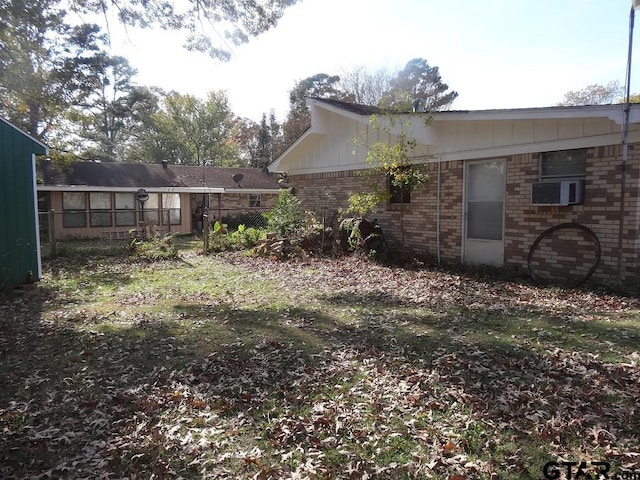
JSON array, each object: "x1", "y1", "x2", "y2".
[
  {"x1": 504, "y1": 145, "x2": 639, "y2": 283},
  {"x1": 289, "y1": 162, "x2": 464, "y2": 264},
  {"x1": 215, "y1": 192, "x2": 277, "y2": 211},
  {"x1": 288, "y1": 143, "x2": 640, "y2": 284}
]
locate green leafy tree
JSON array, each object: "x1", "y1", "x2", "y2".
[
  {"x1": 383, "y1": 58, "x2": 458, "y2": 112},
  {"x1": 66, "y1": 54, "x2": 145, "y2": 161},
  {"x1": 318, "y1": 59, "x2": 458, "y2": 112},
  {"x1": 140, "y1": 91, "x2": 240, "y2": 166},
  {"x1": 124, "y1": 89, "x2": 170, "y2": 162},
  {"x1": 230, "y1": 116, "x2": 260, "y2": 166},
  {"x1": 250, "y1": 110, "x2": 284, "y2": 167},
  {"x1": 252, "y1": 113, "x2": 272, "y2": 168},
  {"x1": 68, "y1": 0, "x2": 299, "y2": 60},
  {"x1": 282, "y1": 73, "x2": 346, "y2": 145},
  {"x1": 268, "y1": 111, "x2": 284, "y2": 160},
  {"x1": 558, "y1": 81, "x2": 624, "y2": 106},
  {"x1": 347, "y1": 114, "x2": 429, "y2": 256},
  {"x1": 0, "y1": 1, "x2": 106, "y2": 142}
]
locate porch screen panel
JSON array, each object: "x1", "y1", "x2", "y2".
[
  {"x1": 144, "y1": 193, "x2": 160, "y2": 224},
  {"x1": 62, "y1": 192, "x2": 87, "y2": 228},
  {"x1": 115, "y1": 193, "x2": 135, "y2": 226},
  {"x1": 90, "y1": 192, "x2": 112, "y2": 227},
  {"x1": 162, "y1": 193, "x2": 181, "y2": 225}
]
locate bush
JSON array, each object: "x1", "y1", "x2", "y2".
[
  {"x1": 131, "y1": 235, "x2": 179, "y2": 261},
  {"x1": 255, "y1": 210, "x2": 334, "y2": 259},
  {"x1": 264, "y1": 190, "x2": 304, "y2": 236},
  {"x1": 207, "y1": 222, "x2": 265, "y2": 253},
  {"x1": 231, "y1": 224, "x2": 264, "y2": 247}
]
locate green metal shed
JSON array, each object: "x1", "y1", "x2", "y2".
[{"x1": 0, "y1": 117, "x2": 48, "y2": 290}]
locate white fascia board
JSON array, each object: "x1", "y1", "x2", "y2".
[
  {"x1": 433, "y1": 105, "x2": 637, "y2": 125},
  {"x1": 309, "y1": 99, "x2": 437, "y2": 144},
  {"x1": 307, "y1": 98, "x2": 370, "y2": 121},
  {"x1": 432, "y1": 132, "x2": 627, "y2": 163},
  {"x1": 276, "y1": 161, "x2": 369, "y2": 176},
  {"x1": 306, "y1": 98, "x2": 375, "y2": 132},
  {"x1": 288, "y1": 131, "x2": 634, "y2": 173},
  {"x1": 308, "y1": 99, "x2": 640, "y2": 126},
  {"x1": 37, "y1": 185, "x2": 225, "y2": 193},
  {"x1": 223, "y1": 188, "x2": 282, "y2": 194},
  {"x1": 32, "y1": 154, "x2": 42, "y2": 281}
]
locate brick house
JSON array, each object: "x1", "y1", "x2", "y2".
[
  {"x1": 37, "y1": 160, "x2": 282, "y2": 240},
  {"x1": 269, "y1": 98, "x2": 640, "y2": 285}
]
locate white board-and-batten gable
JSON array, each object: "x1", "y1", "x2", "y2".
[{"x1": 269, "y1": 98, "x2": 640, "y2": 176}]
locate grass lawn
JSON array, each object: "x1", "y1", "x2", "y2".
[{"x1": 1, "y1": 238, "x2": 639, "y2": 479}]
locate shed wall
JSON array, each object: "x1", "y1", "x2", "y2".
[{"x1": 0, "y1": 121, "x2": 45, "y2": 289}]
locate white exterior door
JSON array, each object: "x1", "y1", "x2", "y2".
[{"x1": 464, "y1": 159, "x2": 506, "y2": 267}]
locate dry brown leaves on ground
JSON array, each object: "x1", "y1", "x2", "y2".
[{"x1": 1, "y1": 253, "x2": 639, "y2": 479}]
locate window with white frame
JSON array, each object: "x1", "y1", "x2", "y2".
[{"x1": 539, "y1": 149, "x2": 587, "y2": 181}]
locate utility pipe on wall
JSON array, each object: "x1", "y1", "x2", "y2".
[
  {"x1": 617, "y1": 1, "x2": 639, "y2": 279},
  {"x1": 436, "y1": 161, "x2": 441, "y2": 266}
]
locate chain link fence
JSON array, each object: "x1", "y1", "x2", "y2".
[
  {"x1": 38, "y1": 208, "x2": 274, "y2": 241},
  {"x1": 209, "y1": 208, "x2": 269, "y2": 230},
  {"x1": 38, "y1": 205, "x2": 345, "y2": 259}
]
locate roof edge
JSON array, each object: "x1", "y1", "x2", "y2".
[
  {"x1": 37, "y1": 185, "x2": 226, "y2": 193},
  {"x1": 306, "y1": 98, "x2": 637, "y2": 124},
  {"x1": 1, "y1": 116, "x2": 48, "y2": 152}
]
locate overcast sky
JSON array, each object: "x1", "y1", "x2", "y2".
[{"x1": 107, "y1": 0, "x2": 639, "y2": 122}]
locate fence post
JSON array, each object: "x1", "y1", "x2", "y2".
[
  {"x1": 202, "y1": 209, "x2": 209, "y2": 256},
  {"x1": 48, "y1": 209, "x2": 57, "y2": 258}
]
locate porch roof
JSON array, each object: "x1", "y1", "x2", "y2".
[{"x1": 37, "y1": 160, "x2": 282, "y2": 194}]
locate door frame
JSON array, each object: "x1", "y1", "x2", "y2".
[{"x1": 462, "y1": 158, "x2": 507, "y2": 267}]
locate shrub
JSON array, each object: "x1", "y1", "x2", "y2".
[
  {"x1": 255, "y1": 210, "x2": 334, "y2": 259},
  {"x1": 207, "y1": 222, "x2": 265, "y2": 253},
  {"x1": 264, "y1": 190, "x2": 304, "y2": 236},
  {"x1": 231, "y1": 224, "x2": 264, "y2": 247},
  {"x1": 131, "y1": 235, "x2": 179, "y2": 261}
]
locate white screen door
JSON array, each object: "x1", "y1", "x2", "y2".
[{"x1": 464, "y1": 159, "x2": 506, "y2": 266}]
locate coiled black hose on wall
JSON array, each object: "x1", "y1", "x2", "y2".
[{"x1": 527, "y1": 223, "x2": 601, "y2": 288}]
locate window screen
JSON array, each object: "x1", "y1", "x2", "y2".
[
  {"x1": 89, "y1": 192, "x2": 112, "y2": 227},
  {"x1": 62, "y1": 192, "x2": 87, "y2": 228},
  {"x1": 540, "y1": 149, "x2": 587, "y2": 181},
  {"x1": 115, "y1": 193, "x2": 136, "y2": 226}
]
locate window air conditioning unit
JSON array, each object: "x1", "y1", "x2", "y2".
[{"x1": 531, "y1": 180, "x2": 585, "y2": 206}]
